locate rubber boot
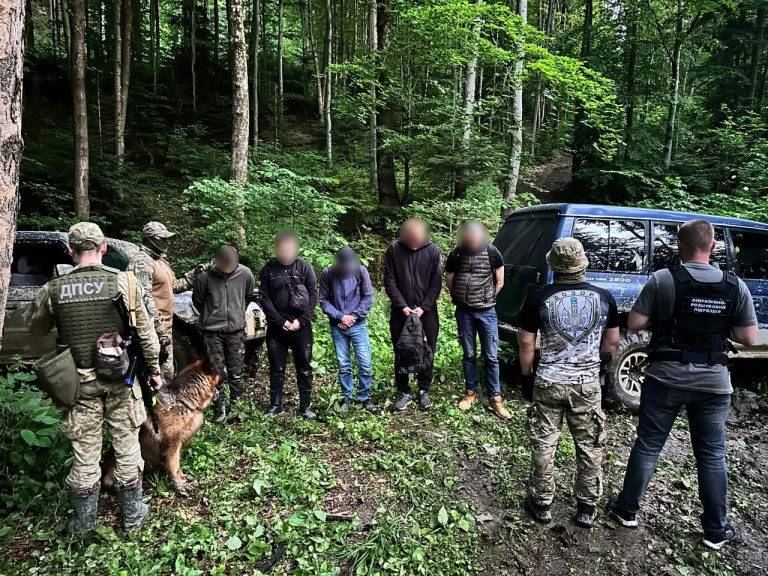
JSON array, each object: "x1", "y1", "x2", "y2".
[
  {"x1": 67, "y1": 482, "x2": 100, "y2": 534},
  {"x1": 212, "y1": 397, "x2": 227, "y2": 424},
  {"x1": 117, "y1": 477, "x2": 149, "y2": 532}
]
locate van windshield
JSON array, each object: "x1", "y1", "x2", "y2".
[{"x1": 495, "y1": 216, "x2": 556, "y2": 269}]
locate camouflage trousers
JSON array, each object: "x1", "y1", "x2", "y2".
[
  {"x1": 525, "y1": 377, "x2": 607, "y2": 506},
  {"x1": 159, "y1": 330, "x2": 175, "y2": 383},
  {"x1": 61, "y1": 378, "x2": 146, "y2": 491},
  {"x1": 203, "y1": 329, "x2": 246, "y2": 401}
]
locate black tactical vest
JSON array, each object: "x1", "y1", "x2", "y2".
[
  {"x1": 450, "y1": 246, "x2": 496, "y2": 309},
  {"x1": 48, "y1": 265, "x2": 126, "y2": 368},
  {"x1": 649, "y1": 265, "x2": 740, "y2": 365}
]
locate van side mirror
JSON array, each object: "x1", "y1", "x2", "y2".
[{"x1": 54, "y1": 264, "x2": 73, "y2": 277}]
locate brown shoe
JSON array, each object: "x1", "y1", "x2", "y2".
[
  {"x1": 489, "y1": 396, "x2": 511, "y2": 420},
  {"x1": 458, "y1": 391, "x2": 477, "y2": 411}
]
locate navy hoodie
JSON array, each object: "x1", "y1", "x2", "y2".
[{"x1": 384, "y1": 240, "x2": 442, "y2": 313}]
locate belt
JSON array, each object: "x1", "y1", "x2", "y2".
[{"x1": 649, "y1": 350, "x2": 728, "y2": 366}]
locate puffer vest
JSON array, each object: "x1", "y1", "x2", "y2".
[
  {"x1": 49, "y1": 265, "x2": 126, "y2": 368},
  {"x1": 450, "y1": 246, "x2": 496, "y2": 309}
]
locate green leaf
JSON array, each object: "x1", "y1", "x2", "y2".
[
  {"x1": 226, "y1": 535, "x2": 242, "y2": 550},
  {"x1": 20, "y1": 429, "x2": 37, "y2": 446},
  {"x1": 313, "y1": 510, "x2": 327, "y2": 522},
  {"x1": 437, "y1": 506, "x2": 449, "y2": 526}
]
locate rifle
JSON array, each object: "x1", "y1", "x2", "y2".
[{"x1": 112, "y1": 285, "x2": 160, "y2": 433}]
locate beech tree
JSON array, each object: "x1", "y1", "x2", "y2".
[{"x1": 229, "y1": 0, "x2": 249, "y2": 185}]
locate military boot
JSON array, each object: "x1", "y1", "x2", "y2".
[
  {"x1": 117, "y1": 477, "x2": 149, "y2": 532},
  {"x1": 67, "y1": 482, "x2": 100, "y2": 534},
  {"x1": 212, "y1": 398, "x2": 227, "y2": 424}
]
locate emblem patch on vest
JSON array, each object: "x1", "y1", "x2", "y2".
[
  {"x1": 59, "y1": 280, "x2": 107, "y2": 300},
  {"x1": 547, "y1": 289, "x2": 601, "y2": 346}
]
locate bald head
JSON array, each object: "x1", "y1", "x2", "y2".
[
  {"x1": 399, "y1": 218, "x2": 429, "y2": 249},
  {"x1": 678, "y1": 220, "x2": 715, "y2": 262}
]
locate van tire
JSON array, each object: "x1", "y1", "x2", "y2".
[{"x1": 609, "y1": 336, "x2": 649, "y2": 413}]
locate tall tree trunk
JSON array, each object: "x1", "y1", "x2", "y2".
[
  {"x1": 60, "y1": 0, "x2": 72, "y2": 59},
  {"x1": 307, "y1": 0, "x2": 325, "y2": 118},
  {"x1": 503, "y1": 0, "x2": 526, "y2": 211},
  {"x1": 229, "y1": 0, "x2": 249, "y2": 185},
  {"x1": 324, "y1": 0, "x2": 333, "y2": 164},
  {"x1": 0, "y1": 0, "x2": 25, "y2": 351},
  {"x1": 375, "y1": 0, "x2": 396, "y2": 204},
  {"x1": 623, "y1": 3, "x2": 638, "y2": 163},
  {"x1": 749, "y1": 2, "x2": 766, "y2": 105},
  {"x1": 72, "y1": 0, "x2": 89, "y2": 218},
  {"x1": 368, "y1": 0, "x2": 377, "y2": 198},
  {"x1": 571, "y1": 0, "x2": 592, "y2": 180},
  {"x1": 114, "y1": 0, "x2": 123, "y2": 161},
  {"x1": 454, "y1": 28, "x2": 479, "y2": 200},
  {"x1": 277, "y1": 0, "x2": 283, "y2": 124},
  {"x1": 213, "y1": 0, "x2": 219, "y2": 66},
  {"x1": 191, "y1": 0, "x2": 197, "y2": 114},
  {"x1": 662, "y1": 0, "x2": 682, "y2": 171},
  {"x1": 251, "y1": 0, "x2": 260, "y2": 153}
]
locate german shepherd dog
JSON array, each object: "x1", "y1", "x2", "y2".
[{"x1": 102, "y1": 359, "x2": 222, "y2": 495}]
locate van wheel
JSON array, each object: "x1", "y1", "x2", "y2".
[{"x1": 609, "y1": 340, "x2": 648, "y2": 412}]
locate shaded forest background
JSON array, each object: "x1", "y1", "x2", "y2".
[{"x1": 15, "y1": 0, "x2": 768, "y2": 268}]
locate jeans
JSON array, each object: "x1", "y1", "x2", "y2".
[
  {"x1": 389, "y1": 309, "x2": 439, "y2": 393},
  {"x1": 456, "y1": 306, "x2": 500, "y2": 398},
  {"x1": 330, "y1": 321, "x2": 373, "y2": 402},
  {"x1": 266, "y1": 323, "x2": 314, "y2": 410},
  {"x1": 616, "y1": 375, "x2": 731, "y2": 535}
]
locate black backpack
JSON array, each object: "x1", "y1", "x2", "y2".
[{"x1": 395, "y1": 314, "x2": 434, "y2": 375}]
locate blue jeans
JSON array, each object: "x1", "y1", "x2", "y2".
[
  {"x1": 456, "y1": 307, "x2": 500, "y2": 398},
  {"x1": 616, "y1": 376, "x2": 731, "y2": 536},
  {"x1": 330, "y1": 321, "x2": 373, "y2": 402}
]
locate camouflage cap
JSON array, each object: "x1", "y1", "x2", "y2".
[
  {"x1": 68, "y1": 222, "x2": 105, "y2": 248},
  {"x1": 142, "y1": 221, "x2": 176, "y2": 239},
  {"x1": 546, "y1": 237, "x2": 589, "y2": 274}
]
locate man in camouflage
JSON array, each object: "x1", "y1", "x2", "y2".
[
  {"x1": 128, "y1": 221, "x2": 202, "y2": 381},
  {"x1": 26, "y1": 223, "x2": 162, "y2": 534},
  {"x1": 517, "y1": 237, "x2": 619, "y2": 528}
]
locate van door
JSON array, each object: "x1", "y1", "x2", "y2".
[
  {"x1": 493, "y1": 214, "x2": 557, "y2": 326},
  {"x1": 571, "y1": 218, "x2": 649, "y2": 311},
  {"x1": 730, "y1": 229, "x2": 768, "y2": 342}
]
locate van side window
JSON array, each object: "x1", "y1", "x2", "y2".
[
  {"x1": 572, "y1": 218, "x2": 646, "y2": 273},
  {"x1": 495, "y1": 217, "x2": 556, "y2": 268},
  {"x1": 653, "y1": 223, "x2": 728, "y2": 270},
  {"x1": 732, "y1": 230, "x2": 768, "y2": 280}
]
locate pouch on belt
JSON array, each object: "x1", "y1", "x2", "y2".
[{"x1": 33, "y1": 346, "x2": 80, "y2": 408}]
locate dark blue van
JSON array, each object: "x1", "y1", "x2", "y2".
[{"x1": 493, "y1": 203, "x2": 768, "y2": 410}]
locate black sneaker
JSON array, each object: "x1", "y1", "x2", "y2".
[
  {"x1": 266, "y1": 404, "x2": 285, "y2": 416},
  {"x1": 212, "y1": 402, "x2": 227, "y2": 424},
  {"x1": 361, "y1": 400, "x2": 380, "y2": 414},
  {"x1": 525, "y1": 496, "x2": 552, "y2": 524},
  {"x1": 299, "y1": 406, "x2": 317, "y2": 420},
  {"x1": 338, "y1": 398, "x2": 351, "y2": 412},
  {"x1": 606, "y1": 498, "x2": 638, "y2": 528},
  {"x1": 417, "y1": 390, "x2": 432, "y2": 411},
  {"x1": 703, "y1": 524, "x2": 735, "y2": 550},
  {"x1": 573, "y1": 502, "x2": 597, "y2": 528},
  {"x1": 394, "y1": 393, "x2": 413, "y2": 411}
]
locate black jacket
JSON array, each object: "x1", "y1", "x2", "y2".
[
  {"x1": 384, "y1": 240, "x2": 442, "y2": 312},
  {"x1": 259, "y1": 258, "x2": 318, "y2": 327},
  {"x1": 192, "y1": 263, "x2": 255, "y2": 332}
]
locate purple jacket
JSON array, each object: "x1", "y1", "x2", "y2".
[{"x1": 318, "y1": 265, "x2": 373, "y2": 322}]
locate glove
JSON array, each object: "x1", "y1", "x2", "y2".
[{"x1": 521, "y1": 373, "x2": 535, "y2": 402}]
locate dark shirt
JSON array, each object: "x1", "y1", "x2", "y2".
[
  {"x1": 318, "y1": 265, "x2": 374, "y2": 323},
  {"x1": 192, "y1": 264, "x2": 255, "y2": 332},
  {"x1": 519, "y1": 282, "x2": 618, "y2": 383},
  {"x1": 384, "y1": 240, "x2": 442, "y2": 312},
  {"x1": 259, "y1": 258, "x2": 318, "y2": 327},
  {"x1": 444, "y1": 244, "x2": 504, "y2": 273}
]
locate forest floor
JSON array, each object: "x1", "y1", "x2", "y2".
[{"x1": 1, "y1": 360, "x2": 767, "y2": 576}]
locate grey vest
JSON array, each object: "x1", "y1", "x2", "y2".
[
  {"x1": 450, "y1": 246, "x2": 496, "y2": 309},
  {"x1": 49, "y1": 265, "x2": 126, "y2": 368}
]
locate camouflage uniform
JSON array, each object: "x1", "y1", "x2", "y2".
[
  {"x1": 526, "y1": 377, "x2": 606, "y2": 506},
  {"x1": 29, "y1": 263, "x2": 160, "y2": 490},
  {"x1": 127, "y1": 222, "x2": 199, "y2": 382},
  {"x1": 203, "y1": 330, "x2": 246, "y2": 401}
]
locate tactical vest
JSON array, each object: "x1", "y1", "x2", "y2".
[
  {"x1": 649, "y1": 265, "x2": 740, "y2": 365},
  {"x1": 48, "y1": 265, "x2": 126, "y2": 369},
  {"x1": 450, "y1": 246, "x2": 496, "y2": 309}
]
